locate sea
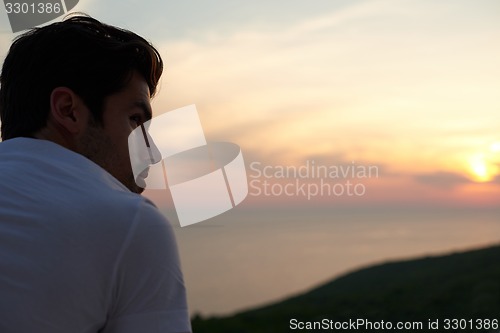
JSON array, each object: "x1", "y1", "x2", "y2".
[{"x1": 159, "y1": 204, "x2": 500, "y2": 317}]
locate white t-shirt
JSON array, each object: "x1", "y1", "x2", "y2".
[{"x1": 0, "y1": 138, "x2": 191, "y2": 333}]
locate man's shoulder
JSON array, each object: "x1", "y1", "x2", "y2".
[
  {"x1": 87, "y1": 191, "x2": 167, "y2": 228},
  {"x1": 0, "y1": 138, "x2": 125, "y2": 190},
  {"x1": 0, "y1": 138, "x2": 170, "y2": 233}
]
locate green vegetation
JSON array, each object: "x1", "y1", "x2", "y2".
[{"x1": 192, "y1": 245, "x2": 500, "y2": 332}]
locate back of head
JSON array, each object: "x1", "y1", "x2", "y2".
[{"x1": 0, "y1": 14, "x2": 163, "y2": 140}]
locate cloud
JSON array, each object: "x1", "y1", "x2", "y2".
[
  {"x1": 413, "y1": 171, "x2": 473, "y2": 189},
  {"x1": 152, "y1": 0, "x2": 500, "y2": 172},
  {"x1": 284, "y1": 0, "x2": 401, "y2": 38}
]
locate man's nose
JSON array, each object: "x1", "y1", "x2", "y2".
[
  {"x1": 140, "y1": 123, "x2": 162, "y2": 164},
  {"x1": 148, "y1": 134, "x2": 162, "y2": 164}
]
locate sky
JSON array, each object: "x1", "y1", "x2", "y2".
[{"x1": 0, "y1": 0, "x2": 499, "y2": 208}]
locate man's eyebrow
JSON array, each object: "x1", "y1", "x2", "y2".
[{"x1": 133, "y1": 101, "x2": 152, "y2": 121}]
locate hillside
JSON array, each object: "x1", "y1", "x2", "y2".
[{"x1": 192, "y1": 244, "x2": 500, "y2": 332}]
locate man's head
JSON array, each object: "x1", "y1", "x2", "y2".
[{"x1": 0, "y1": 15, "x2": 163, "y2": 193}]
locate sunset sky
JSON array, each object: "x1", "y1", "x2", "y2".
[{"x1": 1, "y1": 0, "x2": 499, "y2": 208}]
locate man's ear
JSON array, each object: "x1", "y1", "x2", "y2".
[{"x1": 49, "y1": 87, "x2": 88, "y2": 134}]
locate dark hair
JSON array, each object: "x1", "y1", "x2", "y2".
[{"x1": 0, "y1": 14, "x2": 163, "y2": 140}]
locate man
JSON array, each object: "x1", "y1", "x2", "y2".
[{"x1": 0, "y1": 15, "x2": 191, "y2": 332}]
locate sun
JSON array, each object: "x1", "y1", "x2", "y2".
[
  {"x1": 468, "y1": 153, "x2": 497, "y2": 182},
  {"x1": 491, "y1": 142, "x2": 500, "y2": 153}
]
